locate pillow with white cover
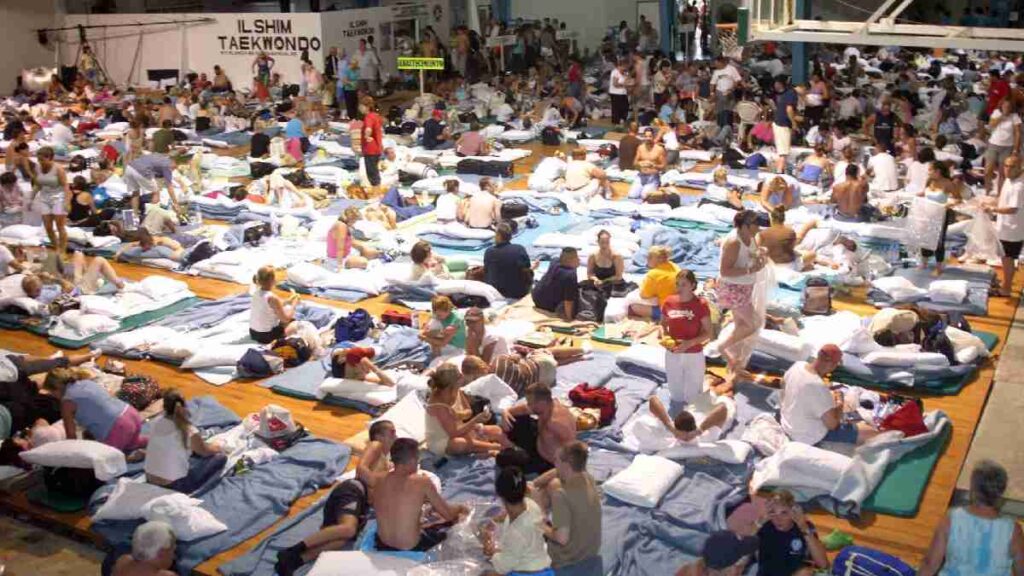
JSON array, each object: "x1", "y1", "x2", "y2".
[
  {"x1": 372, "y1": 392, "x2": 427, "y2": 443},
  {"x1": 142, "y1": 493, "x2": 227, "y2": 541},
  {"x1": 150, "y1": 336, "x2": 202, "y2": 361},
  {"x1": 0, "y1": 224, "x2": 41, "y2": 239},
  {"x1": 286, "y1": 262, "x2": 330, "y2": 287},
  {"x1": 317, "y1": 270, "x2": 384, "y2": 295},
  {"x1": 0, "y1": 296, "x2": 43, "y2": 315},
  {"x1": 603, "y1": 454, "x2": 684, "y2": 508},
  {"x1": 871, "y1": 276, "x2": 927, "y2": 301},
  {"x1": 316, "y1": 379, "x2": 398, "y2": 407},
  {"x1": 132, "y1": 276, "x2": 189, "y2": 300},
  {"x1": 928, "y1": 279, "x2": 969, "y2": 304},
  {"x1": 181, "y1": 344, "x2": 256, "y2": 369},
  {"x1": 20, "y1": 439, "x2": 127, "y2": 481},
  {"x1": 615, "y1": 344, "x2": 666, "y2": 375},
  {"x1": 861, "y1": 350, "x2": 950, "y2": 368},
  {"x1": 93, "y1": 479, "x2": 178, "y2": 522},
  {"x1": 78, "y1": 295, "x2": 124, "y2": 318},
  {"x1": 462, "y1": 374, "x2": 517, "y2": 412},
  {"x1": 435, "y1": 279, "x2": 504, "y2": 304},
  {"x1": 60, "y1": 310, "x2": 120, "y2": 336},
  {"x1": 947, "y1": 326, "x2": 988, "y2": 364},
  {"x1": 754, "y1": 330, "x2": 813, "y2": 362},
  {"x1": 658, "y1": 440, "x2": 753, "y2": 465}
]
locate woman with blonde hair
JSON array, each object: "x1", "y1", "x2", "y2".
[
  {"x1": 43, "y1": 367, "x2": 147, "y2": 452},
  {"x1": 145, "y1": 389, "x2": 225, "y2": 493},
  {"x1": 250, "y1": 264, "x2": 298, "y2": 344},
  {"x1": 326, "y1": 207, "x2": 378, "y2": 270},
  {"x1": 424, "y1": 363, "x2": 511, "y2": 457}
]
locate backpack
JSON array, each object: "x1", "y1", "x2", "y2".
[
  {"x1": 597, "y1": 143, "x2": 618, "y2": 160},
  {"x1": 568, "y1": 383, "x2": 616, "y2": 426},
  {"x1": 576, "y1": 281, "x2": 608, "y2": 323},
  {"x1": 802, "y1": 276, "x2": 832, "y2": 316},
  {"x1": 335, "y1": 308, "x2": 373, "y2": 343},
  {"x1": 879, "y1": 399, "x2": 928, "y2": 438},
  {"x1": 831, "y1": 545, "x2": 915, "y2": 576},
  {"x1": 271, "y1": 337, "x2": 312, "y2": 367},
  {"x1": 541, "y1": 126, "x2": 561, "y2": 145},
  {"x1": 501, "y1": 199, "x2": 529, "y2": 219},
  {"x1": 236, "y1": 348, "x2": 285, "y2": 378},
  {"x1": 182, "y1": 239, "x2": 218, "y2": 267},
  {"x1": 242, "y1": 222, "x2": 273, "y2": 246}
]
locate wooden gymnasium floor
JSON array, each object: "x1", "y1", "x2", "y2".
[{"x1": 0, "y1": 137, "x2": 1020, "y2": 573}]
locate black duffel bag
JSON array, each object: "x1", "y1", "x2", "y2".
[{"x1": 501, "y1": 199, "x2": 529, "y2": 219}]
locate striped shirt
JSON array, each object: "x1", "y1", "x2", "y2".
[{"x1": 491, "y1": 354, "x2": 538, "y2": 396}]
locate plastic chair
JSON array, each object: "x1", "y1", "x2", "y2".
[{"x1": 735, "y1": 101, "x2": 762, "y2": 142}]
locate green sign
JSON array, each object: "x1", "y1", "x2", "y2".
[{"x1": 397, "y1": 57, "x2": 445, "y2": 70}]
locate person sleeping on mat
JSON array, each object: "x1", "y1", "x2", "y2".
[
  {"x1": 329, "y1": 346, "x2": 395, "y2": 386},
  {"x1": 114, "y1": 229, "x2": 184, "y2": 263}
]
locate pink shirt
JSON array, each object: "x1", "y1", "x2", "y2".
[{"x1": 326, "y1": 224, "x2": 353, "y2": 260}]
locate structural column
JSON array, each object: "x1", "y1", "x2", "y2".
[
  {"x1": 660, "y1": 0, "x2": 674, "y2": 55},
  {"x1": 790, "y1": 0, "x2": 812, "y2": 84}
]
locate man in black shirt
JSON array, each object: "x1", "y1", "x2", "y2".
[
  {"x1": 484, "y1": 222, "x2": 533, "y2": 299},
  {"x1": 532, "y1": 247, "x2": 581, "y2": 321},
  {"x1": 422, "y1": 109, "x2": 453, "y2": 150},
  {"x1": 756, "y1": 491, "x2": 828, "y2": 576}
]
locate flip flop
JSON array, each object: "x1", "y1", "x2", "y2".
[{"x1": 822, "y1": 528, "x2": 855, "y2": 551}]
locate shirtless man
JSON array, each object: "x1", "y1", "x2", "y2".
[
  {"x1": 156, "y1": 98, "x2": 180, "y2": 127},
  {"x1": 275, "y1": 421, "x2": 397, "y2": 576},
  {"x1": 373, "y1": 438, "x2": 468, "y2": 551},
  {"x1": 830, "y1": 163, "x2": 870, "y2": 221},
  {"x1": 500, "y1": 383, "x2": 577, "y2": 475},
  {"x1": 112, "y1": 521, "x2": 177, "y2": 576},
  {"x1": 115, "y1": 229, "x2": 185, "y2": 263},
  {"x1": 630, "y1": 127, "x2": 667, "y2": 200}
]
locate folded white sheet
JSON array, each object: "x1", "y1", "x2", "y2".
[{"x1": 871, "y1": 276, "x2": 927, "y2": 301}]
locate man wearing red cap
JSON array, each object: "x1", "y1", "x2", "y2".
[{"x1": 779, "y1": 344, "x2": 878, "y2": 447}]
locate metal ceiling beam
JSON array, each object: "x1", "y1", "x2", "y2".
[
  {"x1": 792, "y1": 19, "x2": 1024, "y2": 40},
  {"x1": 753, "y1": 27, "x2": 1024, "y2": 52}
]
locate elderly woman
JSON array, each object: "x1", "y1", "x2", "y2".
[{"x1": 919, "y1": 460, "x2": 1024, "y2": 575}]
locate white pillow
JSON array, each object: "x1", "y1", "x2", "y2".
[
  {"x1": 60, "y1": 310, "x2": 120, "y2": 336},
  {"x1": 93, "y1": 479, "x2": 178, "y2": 522},
  {"x1": 0, "y1": 224, "x2": 41, "y2": 239},
  {"x1": 287, "y1": 262, "x2": 330, "y2": 287},
  {"x1": 20, "y1": 439, "x2": 127, "y2": 481},
  {"x1": 133, "y1": 276, "x2": 189, "y2": 300},
  {"x1": 861, "y1": 350, "x2": 950, "y2": 368},
  {"x1": 658, "y1": 440, "x2": 753, "y2": 465},
  {"x1": 0, "y1": 296, "x2": 42, "y2": 315},
  {"x1": 149, "y1": 336, "x2": 202, "y2": 361},
  {"x1": 142, "y1": 493, "x2": 228, "y2": 541},
  {"x1": 317, "y1": 269, "x2": 384, "y2": 295},
  {"x1": 181, "y1": 344, "x2": 255, "y2": 369},
  {"x1": 317, "y1": 378, "x2": 398, "y2": 407},
  {"x1": 603, "y1": 454, "x2": 684, "y2": 508},
  {"x1": 615, "y1": 344, "x2": 666, "y2": 375},
  {"x1": 372, "y1": 392, "x2": 426, "y2": 443},
  {"x1": 871, "y1": 276, "x2": 927, "y2": 301},
  {"x1": 462, "y1": 374, "x2": 517, "y2": 412},
  {"x1": 435, "y1": 279, "x2": 505, "y2": 304},
  {"x1": 754, "y1": 330, "x2": 813, "y2": 362},
  {"x1": 928, "y1": 279, "x2": 969, "y2": 304},
  {"x1": 78, "y1": 295, "x2": 125, "y2": 318}
]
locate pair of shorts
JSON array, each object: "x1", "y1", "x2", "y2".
[
  {"x1": 104, "y1": 406, "x2": 147, "y2": 451},
  {"x1": 717, "y1": 281, "x2": 754, "y2": 310},
  {"x1": 322, "y1": 479, "x2": 368, "y2": 531},
  {"x1": 375, "y1": 521, "x2": 453, "y2": 552},
  {"x1": 250, "y1": 324, "x2": 284, "y2": 345},
  {"x1": 1001, "y1": 239, "x2": 1024, "y2": 259},
  {"x1": 36, "y1": 191, "x2": 66, "y2": 216},
  {"x1": 819, "y1": 422, "x2": 858, "y2": 445},
  {"x1": 986, "y1": 144, "x2": 1014, "y2": 166},
  {"x1": 772, "y1": 123, "x2": 793, "y2": 155}
]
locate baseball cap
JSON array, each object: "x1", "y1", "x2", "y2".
[
  {"x1": 818, "y1": 343, "x2": 843, "y2": 364},
  {"x1": 702, "y1": 531, "x2": 759, "y2": 570}
]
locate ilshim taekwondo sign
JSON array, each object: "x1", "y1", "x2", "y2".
[{"x1": 218, "y1": 16, "x2": 322, "y2": 56}]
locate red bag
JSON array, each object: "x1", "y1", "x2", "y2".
[
  {"x1": 568, "y1": 383, "x2": 616, "y2": 427},
  {"x1": 879, "y1": 399, "x2": 928, "y2": 438},
  {"x1": 381, "y1": 309, "x2": 412, "y2": 326},
  {"x1": 101, "y1": 143, "x2": 119, "y2": 164}
]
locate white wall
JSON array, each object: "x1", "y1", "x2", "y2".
[
  {"x1": 509, "y1": 0, "x2": 637, "y2": 54},
  {"x1": 59, "y1": 13, "x2": 323, "y2": 89},
  {"x1": 0, "y1": 0, "x2": 59, "y2": 94}
]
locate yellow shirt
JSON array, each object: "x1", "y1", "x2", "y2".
[{"x1": 640, "y1": 261, "x2": 680, "y2": 304}]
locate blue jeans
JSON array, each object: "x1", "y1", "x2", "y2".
[{"x1": 819, "y1": 422, "x2": 858, "y2": 445}]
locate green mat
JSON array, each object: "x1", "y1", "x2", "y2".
[
  {"x1": 27, "y1": 486, "x2": 89, "y2": 513},
  {"x1": 591, "y1": 325, "x2": 635, "y2": 347},
  {"x1": 833, "y1": 331, "x2": 999, "y2": 396},
  {"x1": 48, "y1": 296, "x2": 204, "y2": 349},
  {"x1": 663, "y1": 218, "x2": 733, "y2": 234},
  {"x1": 862, "y1": 423, "x2": 953, "y2": 517}
]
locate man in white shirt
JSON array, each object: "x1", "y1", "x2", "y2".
[
  {"x1": 837, "y1": 93, "x2": 863, "y2": 121},
  {"x1": 608, "y1": 59, "x2": 631, "y2": 126},
  {"x1": 49, "y1": 114, "x2": 75, "y2": 148},
  {"x1": 989, "y1": 154, "x2": 1024, "y2": 296},
  {"x1": 985, "y1": 98, "x2": 1022, "y2": 194},
  {"x1": 710, "y1": 57, "x2": 742, "y2": 128},
  {"x1": 867, "y1": 144, "x2": 899, "y2": 191},
  {"x1": 780, "y1": 345, "x2": 878, "y2": 447},
  {"x1": 528, "y1": 153, "x2": 568, "y2": 192}
]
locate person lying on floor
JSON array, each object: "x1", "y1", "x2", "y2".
[
  {"x1": 274, "y1": 421, "x2": 398, "y2": 576},
  {"x1": 329, "y1": 346, "x2": 394, "y2": 386},
  {"x1": 114, "y1": 229, "x2": 185, "y2": 262},
  {"x1": 2, "y1": 261, "x2": 119, "y2": 308},
  {"x1": 529, "y1": 441, "x2": 603, "y2": 572},
  {"x1": 780, "y1": 344, "x2": 879, "y2": 448},
  {"x1": 637, "y1": 387, "x2": 736, "y2": 447},
  {"x1": 409, "y1": 240, "x2": 450, "y2": 283},
  {"x1": 463, "y1": 346, "x2": 585, "y2": 397},
  {"x1": 532, "y1": 247, "x2": 581, "y2": 321},
  {"x1": 42, "y1": 366, "x2": 147, "y2": 453},
  {"x1": 373, "y1": 438, "x2": 469, "y2": 551},
  {"x1": 112, "y1": 520, "x2": 178, "y2": 576},
  {"x1": 499, "y1": 383, "x2": 577, "y2": 475},
  {"x1": 479, "y1": 466, "x2": 554, "y2": 576},
  {"x1": 249, "y1": 265, "x2": 297, "y2": 345},
  {"x1": 630, "y1": 245, "x2": 680, "y2": 320},
  {"x1": 326, "y1": 207, "x2": 379, "y2": 270},
  {"x1": 143, "y1": 389, "x2": 225, "y2": 494},
  {"x1": 420, "y1": 295, "x2": 466, "y2": 356},
  {"x1": 425, "y1": 363, "x2": 511, "y2": 457}
]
